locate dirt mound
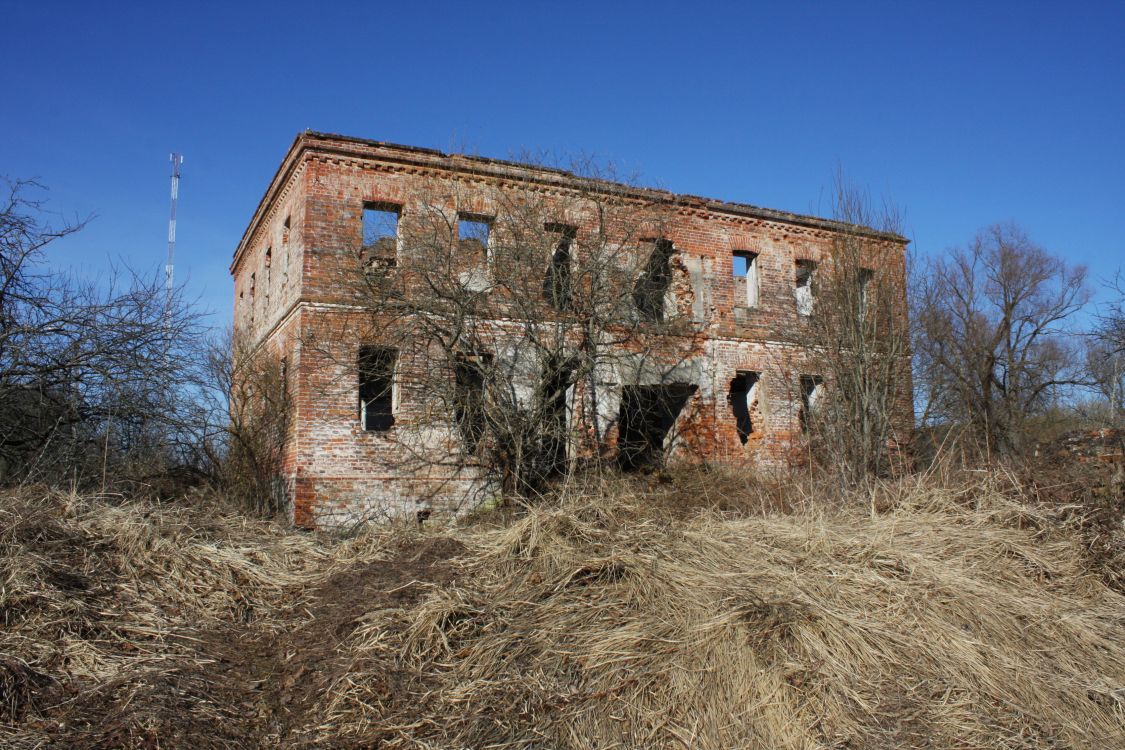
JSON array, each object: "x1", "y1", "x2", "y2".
[
  {"x1": 185, "y1": 535, "x2": 465, "y2": 747},
  {"x1": 0, "y1": 489, "x2": 462, "y2": 748}
]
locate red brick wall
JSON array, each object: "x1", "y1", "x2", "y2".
[{"x1": 232, "y1": 134, "x2": 913, "y2": 527}]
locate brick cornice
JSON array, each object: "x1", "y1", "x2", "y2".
[
  {"x1": 232, "y1": 131, "x2": 908, "y2": 274},
  {"x1": 232, "y1": 134, "x2": 309, "y2": 275}
]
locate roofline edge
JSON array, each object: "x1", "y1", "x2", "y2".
[{"x1": 232, "y1": 131, "x2": 909, "y2": 274}]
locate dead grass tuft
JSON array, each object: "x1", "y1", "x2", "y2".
[
  {"x1": 323, "y1": 474, "x2": 1125, "y2": 748},
  {"x1": 0, "y1": 486, "x2": 388, "y2": 747},
  {"x1": 2, "y1": 471, "x2": 1122, "y2": 748}
]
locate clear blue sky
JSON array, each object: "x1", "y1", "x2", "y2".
[{"x1": 4, "y1": 1, "x2": 1123, "y2": 325}]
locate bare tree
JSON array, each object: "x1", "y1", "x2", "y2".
[
  {"x1": 1103, "y1": 274, "x2": 1125, "y2": 351},
  {"x1": 309, "y1": 163, "x2": 707, "y2": 503},
  {"x1": 912, "y1": 223, "x2": 1091, "y2": 456},
  {"x1": 786, "y1": 173, "x2": 913, "y2": 482},
  {"x1": 192, "y1": 328, "x2": 292, "y2": 513},
  {"x1": 0, "y1": 178, "x2": 208, "y2": 487},
  {"x1": 1087, "y1": 272, "x2": 1125, "y2": 421},
  {"x1": 1081, "y1": 340, "x2": 1123, "y2": 422}
]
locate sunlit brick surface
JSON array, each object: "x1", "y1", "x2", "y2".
[{"x1": 232, "y1": 133, "x2": 912, "y2": 527}]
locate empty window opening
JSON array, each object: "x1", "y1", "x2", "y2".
[
  {"x1": 633, "y1": 239, "x2": 676, "y2": 322},
  {"x1": 248, "y1": 273, "x2": 256, "y2": 324},
  {"x1": 454, "y1": 353, "x2": 492, "y2": 452},
  {"x1": 543, "y1": 223, "x2": 576, "y2": 310},
  {"x1": 795, "y1": 260, "x2": 816, "y2": 316},
  {"x1": 617, "y1": 382, "x2": 697, "y2": 471},
  {"x1": 858, "y1": 267, "x2": 874, "y2": 313},
  {"x1": 799, "y1": 375, "x2": 824, "y2": 432},
  {"x1": 458, "y1": 214, "x2": 491, "y2": 262},
  {"x1": 538, "y1": 357, "x2": 577, "y2": 474},
  {"x1": 362, "y1": 203, "x2": 400, "y2": 272},
  {"x1": 264, "y1": 247, "x2": 272, "y2": 292},
  {"x1": 728, "y1": 371, "x2": 762, "y2": 445},
  {"x1": 732, "y1": 251, "x2": 760, "y2": 308},
  {"x1": 358, "y1": 346, "x2": 396, "y2": 432},
  {"x1": 282, "y1": 215, "x2": 291, "y2": 277}
]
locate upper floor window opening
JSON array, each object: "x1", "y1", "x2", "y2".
[
  {"x1": 732, "y1": 250, "x2": 760, "y2": 308},
  {"x1": 362, "y1": 202, "x2": 401, "y2": 273},
  {"x1": 633, "y1": 238, "x2": 676, "y2": 322},
  {"x1": 457, "y1": 213, "x2": 492, "y2": 263},
  {"x1": 248, "y1": 272, "x2": 256, "y2": 325},
  {"x1": 858, "y1": 267, "x2": 874, "y2": 315},
  {"x1": 543, "y1": 222, "x2": 576, "y2": 310},
  {"x1": 282, "y1": 214, "x2": 291, "y2": 280},
  {"x1": 795, "y1": 259, "x2": 816, "y2": 317}
]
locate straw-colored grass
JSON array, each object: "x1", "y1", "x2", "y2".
[
  {"x1": 0, "y1": 487, "x2": 389, "y2": 747},
  {"x1": 2, "y1": 471, "x2": 1123, "y2": 748},
  {"x1": 323, "y1": 473, "x2": 1125, "y2": 748}
]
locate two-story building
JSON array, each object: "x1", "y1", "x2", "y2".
[{"x1": 232, "y1": 131, "x2": 911, "y2": 527}]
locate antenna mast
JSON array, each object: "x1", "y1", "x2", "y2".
[{"x1": 166, "y1": 153, "x2": 183, "y2": 301}]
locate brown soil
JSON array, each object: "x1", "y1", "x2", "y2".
[{"x1": 34, "y1": 535, "x2": 465, "y2": 749}]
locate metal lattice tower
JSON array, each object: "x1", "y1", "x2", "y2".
[{"x1": 166, "y1": 153, "x2": 183, "y2": 301}]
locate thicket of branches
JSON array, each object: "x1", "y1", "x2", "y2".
[
  {"x1": 319, "y1": 165, "x2": 707, "y2": 499},
  {"x1": 0, "y1": 178, "x2": 210, "y2": 490},
  {"x1": 1089, "y1": 273, "x2": 1125, "y2": 416},
  {"x1": 2, "y1": 167, "x2": 1122, "y2": 512},
  {"x1": 790, "y1": 176, "x2": 912, "y2": 483},
  {"x1": 197, "y1": 329, "x2": 291, "y2": 514},
  {"x1": 0, "y1": 177, "x2": 295, "y2": 511}
]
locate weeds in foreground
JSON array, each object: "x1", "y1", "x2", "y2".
[{"x1": 2, "y1": 469, "x2": 1123, "y2": 748}]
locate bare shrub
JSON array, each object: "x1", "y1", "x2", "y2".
[
  {"x1": 0, "y1": 178, "x2": 208, "y2": 490},
  {"x1": 204, "y1": 329, "x2": 292, "y2": 515},
  {"x1": 782, "y1": 172, "x2": 913, "y2": 484}
]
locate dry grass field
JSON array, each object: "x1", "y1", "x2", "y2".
[{"x1": 2, "y1": 467, "x2": 1123, "y2": 748}]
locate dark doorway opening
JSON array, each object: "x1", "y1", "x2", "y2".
[
  {"x1": 539, "y1": 358, "x2": 575, "y2": 476},
  {"x1": 617, "y1": 383, "x2": 697, "y2": 471},
  {"x1": 454, "y1": 353, "x2": 492, "y2": 452}
]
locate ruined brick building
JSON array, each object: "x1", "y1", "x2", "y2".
[{"x1": 232, "y1": 132, "x2": 912, "y2": 527}]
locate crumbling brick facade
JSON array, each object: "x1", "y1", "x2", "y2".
[{"x1": 232, "y1": 132, "x2": 912, "y2": 528}]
